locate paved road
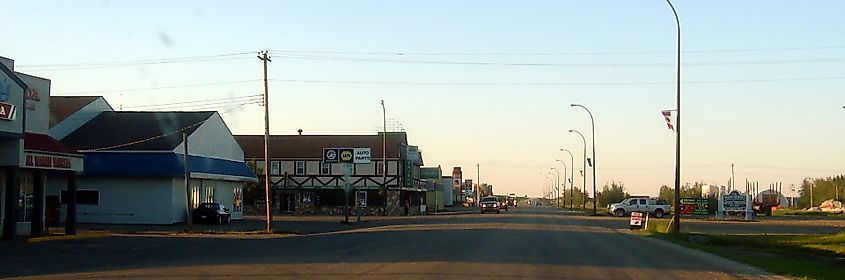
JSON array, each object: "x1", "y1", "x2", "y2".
[{"x1": 1, "y1": 207, "x2": 783, "y2": 279}]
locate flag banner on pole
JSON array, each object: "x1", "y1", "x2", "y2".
[{"x1": 661, "y1": 110, "x2": 675, "y2": 131}]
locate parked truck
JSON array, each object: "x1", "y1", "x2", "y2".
[{"x1": 607, "y1": 197, "x2": 671, "y2": 218}]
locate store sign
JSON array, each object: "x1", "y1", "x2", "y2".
[
  {"x1": 24, "y1": 154, "x2": 73, "y2": 170},
  {"x1": 722, "y1": 191, "x2": 748, "y2": 212},
  {"x1": 0, "y1": 102, "x2": 15, "y2": 121},
  {"x1": 323, "y1": 147, "x2": 371, "y2": 164},
  {"x1": 353, "y1": 148, "x2": 371, "y2": 164},
  {"x1": 680, "y1": 198, "x2": 710, "y2": 215}
]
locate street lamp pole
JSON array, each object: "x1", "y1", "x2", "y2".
[
  {"x1": 380, "y1": 100, "x2": 387, "y2": 212},
  {"x1": 569, "y1": 129, "x2": 587, "y2": 210},
  {"x1": 551, "y1": 168, "x2": 561, "y2": 207},
  {"x1": 571, "y1": 104, "x2": 597, "y2": 215},
  {"x1": 666, "y1": 0, "x2": 682, "y2": 235},
  {"x1": 560, "y1": 149, "x2": 574, "y2": 208},
  {"x1": 555, "y1": 160, "x2": 567, "y2": 208}
]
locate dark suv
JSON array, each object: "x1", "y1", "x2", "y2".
[{"x1": 193, "y1": 203, "x2": 231, "y2": 224}]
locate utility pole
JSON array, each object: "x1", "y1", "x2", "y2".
[
  {"x1": 381, "y1": 100, "x2": 387, "y2": 213},
  {"x1": 476, "y1": 163, "x2": 481, "y2": 204},
  {"x1": 731, "y1": 163, "x2": 735, "y2": 191},
  {"x1": 258, "y1": 50, "x2": 273, "y2": 233},
  {"x1": 183, "y1": 132, "x2": 192, "y2": 230}
]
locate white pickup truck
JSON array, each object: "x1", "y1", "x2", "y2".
[{"x1": 607, "y1": 197, "x2": 670, "y2": 218}]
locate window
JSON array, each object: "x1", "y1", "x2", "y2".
[
  {"x1": 203, "y1": 187, "x2": 214, "y2": 203},
  {"x1": 376, "y1": 161, "x2": 384, "y2": 176},
  {"x1": 18, "y1": 177, "x2": 33, "y2": 222},
  {"x1": 270, "y1": 161, "x2": 281, "y2": 175},
  {"x1": 295, "y1": 161, "x2": 305, "y2": 175},
  {"x1": 639, "y1": 199, "x2": 647, "y2": 205},
  {"x1": 254, "y1": 160, "x2": 265, "y2": 175},
  {"x1": 60, "y1": 190, "x2": 100, "y2": 205},
  {"x1": 628, "y1": 199, "x2": 637, "y2": 205},
  {"x1": 321, "y1": 162, "x2": 331, "y2": 175},
  {"x1": 233, "y1": 187, "x2": 243, "y2": 212}
]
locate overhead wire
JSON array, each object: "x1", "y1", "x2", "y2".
[
  {"x1": 56, "y1": 79, "x2": 261, "y2": 95},
  {"x1": 270, "y1": 45, "x2": 845, "y2": 56}
]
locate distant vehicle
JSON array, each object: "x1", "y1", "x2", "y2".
[
  {"x1": 607, "y1": 197, "x2": 670, "y2": 218},
  {"x1": 535, "y1": 201, "x2": 541, "y2": 206},
  {"x1": 480, "y1": 196, "x2": 501, "y2": 214},
  {"x1": 498, "y1": 197, "x2": 509, "y2": 211},
  {"x1": 507, "y1": 193, "x2": 517, "y2": 207},
  {"x1": 194, "y1": 202, "x2": 231, "y2": 224}
]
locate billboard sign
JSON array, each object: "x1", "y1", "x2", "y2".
[
  {"x1": 353, "y1": 148, "x2": 371, "y2": 164},
  {"x1": 322, "y1": 148, "x2": 339, "y2": 163}
]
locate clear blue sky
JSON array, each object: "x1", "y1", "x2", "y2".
[{"x1": 3, "y1": 1, "x2": 844, "y2": 197}]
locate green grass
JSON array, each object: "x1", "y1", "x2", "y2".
[
  {"x1": 772, "y1": 209, "x2": 845, "y2": 218},
  {"x1": 642, "y1": 222, "x2": 845, "y2": 279}
]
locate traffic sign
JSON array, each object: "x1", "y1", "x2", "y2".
[{"x1": 323, "y1": 148, "x2": 339, "y2": 163}]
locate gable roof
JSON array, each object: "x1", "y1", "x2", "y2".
[
  {"x1": 235, "y1": 132, "x2": 408, "y2": 159},
  {"x1": 49, "y1": 96, "x2": 102, "y2": 128},
  {"x1": 61, "y1": 111, "x2": 215, "y2": 151}
]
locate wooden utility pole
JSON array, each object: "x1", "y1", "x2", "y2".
[
  {"x1": 258, "y1": 50, "x2": 273, "y2": 233},
  {"x1": 183, "y1": 132, "x2": 192, "y2": 229}
]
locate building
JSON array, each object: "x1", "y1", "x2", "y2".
[
  {"x1": 235, "y1": 132, "x2": 427, "y2": 216},
  {"x1": 452, "y1": 167, "x2": 463, "y2": 204},
  {"x1": 49, "y1": 97, "x2": 256, "y2": 224},
  {"x1": 1, "y1": 57, "x2": 84, "y2": 238},
  {"x1": 421, "y1": 166, "x2": 444, "y2": 212},
  {"x1": 442, "y1": 175, "x2": 453, "y2": 207}
]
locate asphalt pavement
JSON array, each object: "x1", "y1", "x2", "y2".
[{"x1": 1, "y1": 206, "x2": 785, "y2": 280}]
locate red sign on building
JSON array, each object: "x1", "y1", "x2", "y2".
[{"x1": 0, "y1": 102, "x2": 16, "y2": 121}]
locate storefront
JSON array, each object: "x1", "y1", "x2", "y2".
[{"x1": 1, "y1": 56, "x2": 84, "y2": 239}]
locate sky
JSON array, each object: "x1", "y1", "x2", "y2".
[{"x1": 3, "y1": 1, "x2": 844, "y2": 198}]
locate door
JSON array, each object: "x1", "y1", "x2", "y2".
[
  {"x1": 279, "y1": 192, "x2": 294, "y2": 213},
  {"x1": 638, "y1": 199, "x2": 648, "y2": 213}
]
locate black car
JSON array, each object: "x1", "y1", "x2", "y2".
[{"x1": 193, "y1": 203, "x2": 231, "y2": 224}]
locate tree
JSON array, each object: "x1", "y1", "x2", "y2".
[
  {"x1": 243, "y1": 161, "x2": 266, "y2": 205},
  {"x1": 798, "y1": 175, "x2": 845, "y2": 208},
  {"x1": 596, "y1": 181, "x2": 629, "y2": 206}
]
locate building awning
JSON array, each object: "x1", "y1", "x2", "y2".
[
  {"x1": 82, "y1": 152, "x2": 258, "y2": 182},
  {"x1": 24, "y1": 132, "x2": 80, "y2": 155}
]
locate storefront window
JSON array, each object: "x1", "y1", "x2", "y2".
[
  {"x1": 233, "y1": 187, "x2": 243, "y2": 212},
  {"x1": 270, "y1": 161, "x2": 280, "y2": 175},
  {"x1": 17, "y1": 176, "x2": 33, "y2": 222}
]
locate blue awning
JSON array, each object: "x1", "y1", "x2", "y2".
[{"x1": 81, "y1": 152, "x2": 257, "y2": 181}]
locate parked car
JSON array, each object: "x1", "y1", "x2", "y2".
[
  {"x1": 193, "y1": 202, "x2": 231, "y2": 224},
  {"x1": 607, "y1": 197, "x2": 670, "y2": 218},
  {"x1": 480, "y1": 196, "x2": 501, "y2": 214}
]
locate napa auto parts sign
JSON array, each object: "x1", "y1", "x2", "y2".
[
  {"x1": 0, "y1": 102, "x2": 15, "y2": 121},
  {"x1": 0, "y1": 77, "x2": 16, "y2": 121}
]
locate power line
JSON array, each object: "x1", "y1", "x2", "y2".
[
  {"x1": 55, "y1": 79, "x2": 261, "y2": 95},
  {"x1": 270, "y1": 45, "x2": 845, "y2": 56},
  {"x1": 122, "y1": 95, "x2": 261, "y2": 110},
  {"x1": 16, "y1": 52, "x2": 256, "y2": 68},
  {"x1": 270, "y1": 53, "x2": 845, "y2": 68},
  {"x1": 269, "y1": 76, "x2": 845, "y2": 87}
]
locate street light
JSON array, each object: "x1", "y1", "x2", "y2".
[
  {"x1": 559, "y1": 149, "x2": 574, "y2": 208},
  {"x1": 571, "y1": 104, "x2": 597, "y2": 215},
  {"x1": 665, "y1": 0, "x2": 682, "y2": 235},
  {"x1": 551, "y1": 168, "x2": 561, "y2": 207},
  {"x1": 555, "y1": 160, "x2": 567, "y2": 208},
  {"x1": 569, "y1": 129, "x2": 587, "y2": 210}
]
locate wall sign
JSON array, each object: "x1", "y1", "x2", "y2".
[
  {"x1": 0, "y1": 102, "x2": 15, "y2": 121},
  {"x1": 24, "y1": 153, "x2": 73, "y2": 170}
]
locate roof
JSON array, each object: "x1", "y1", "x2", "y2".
[
  {"x1": 49, "y1": 96, "x2": 101, "y2": 128},
  {"x1": 82, "y1": 152, "x2": 257, "y2": 181},
  {"x1": 61, "y1": 111, "x2": 215, "y2": 151},
  {"x1": 0, "y1": 61, "x2": 27, "y2": 91},
  {"x1": 235, "y1": 132, "x2": 408, "y2": 159},
  {"x1": 24, "y1": 133, "x2": 80, "y2": 155}
]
